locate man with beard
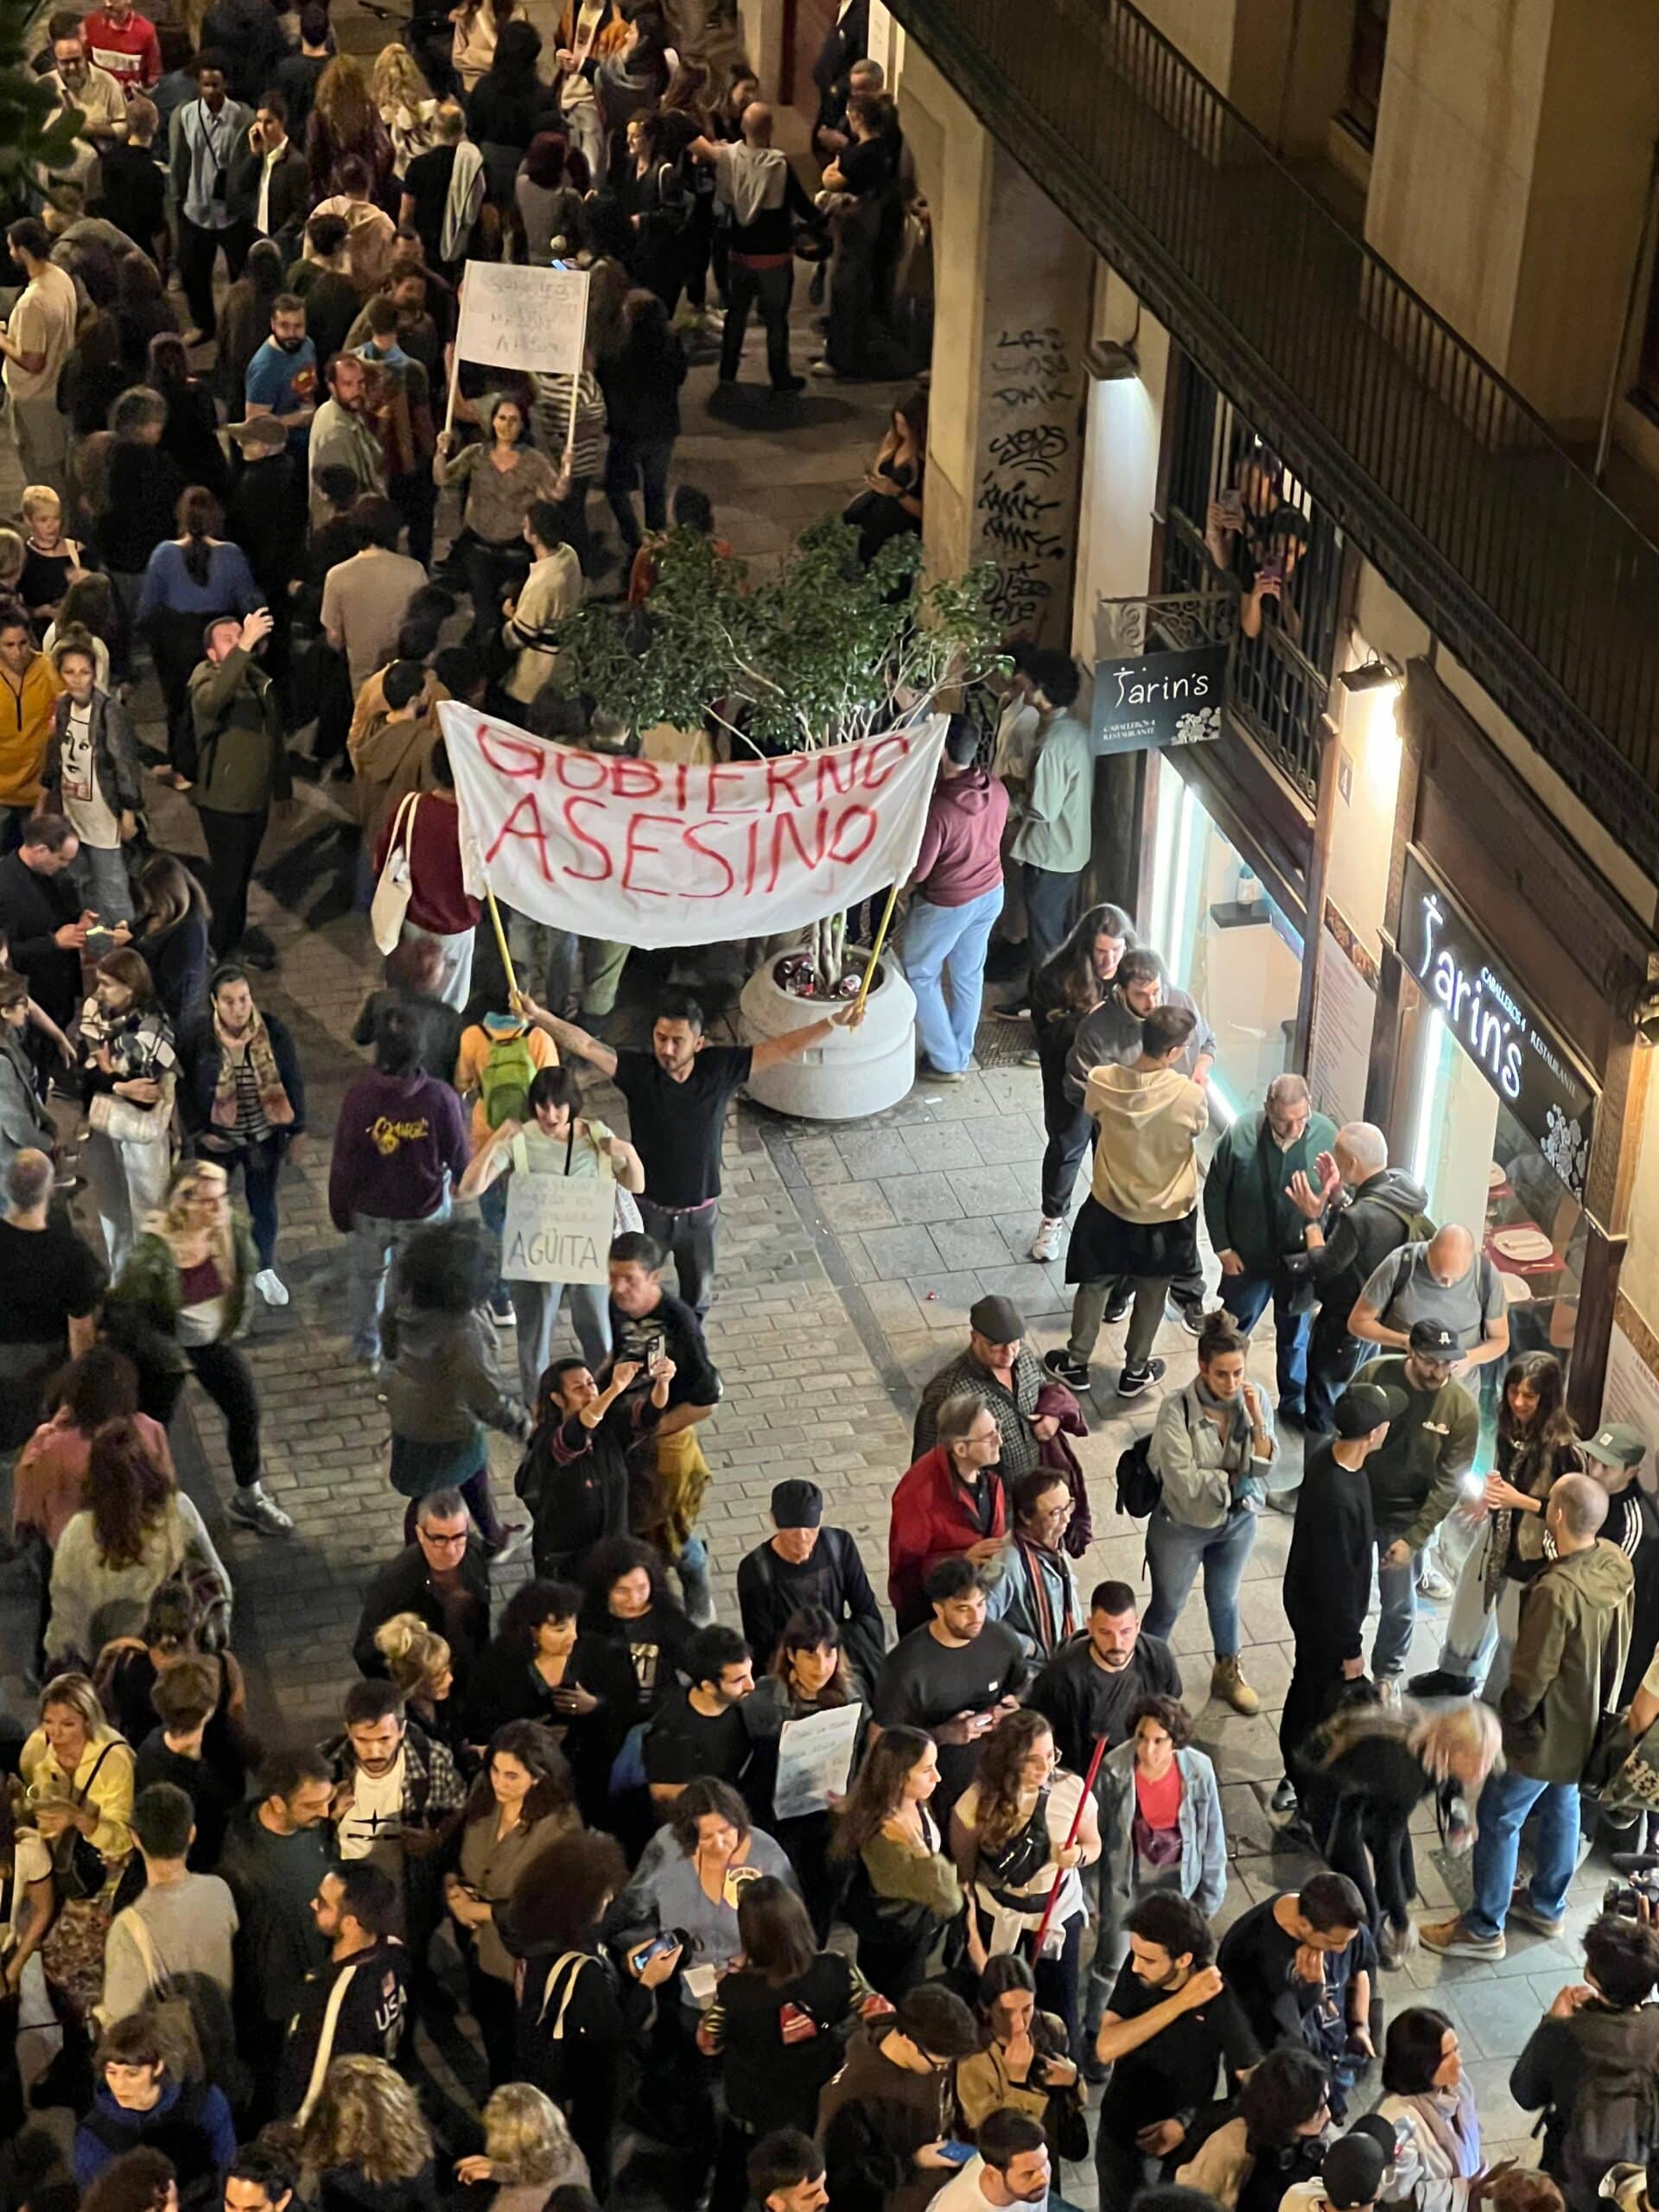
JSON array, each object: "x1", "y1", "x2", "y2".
[
  {"x1": 0, "y1": 219, "x2": 79, "y2": 494},
  {"x1": 275, "y1": 1863, "x2": 408, "y2": 2118},
  {"x1": 322, "y1": 1679, "x2": 464, "y2": 1979},
  {"x1": 307, "y1": 348, "x2": 387, "y2": 524},
  {"x1": 735, "y1": 1478, "x2": 884, "y2": 1675},
  {"x1": 1092, "y1": 1892, "x2": 1260, "y2": 2212},
  {"x1": 181, "y1": 963, "x2": 306, "y2": 1310},
  {"x1": 244, "y1": 294, "x2": 318, "y2": 458},
  {"x1": 184, "y1": 610, "x2": 287, "y2": 962},
  {"x1": 1028, "y1": 1578, "x2": 1180, "y2": 2061}
]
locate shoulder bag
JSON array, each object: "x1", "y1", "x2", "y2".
[
  {"x1": 371, "y1": 791, "x2": 421, "y2": 956},
  {"x1": 105, "y1": 1906, "x2": 205, "y2": 2079},
  {"x1": 51, "y1": 1741, "x2": 118, "y2": 1901}
]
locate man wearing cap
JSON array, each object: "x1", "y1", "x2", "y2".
[
  {"x1": 735, "y1": 1478, "x2": 884, "y2": 1677},
  {"x1": 185, "y1": 607, "x2": 287, "y2": 962},
  {"x1": 1352, "y1": 1323, "x2": 1478, "y2": 1696},
  {"x1": 1276, "y1": 1381, "x2": 1404, "y2": 1818},
  {"x1": 1422, "y1": 1472, "x2": 1633, "y2": 1960},
  {"x1": 914, "y1": 1294, "x2": 1083, "y2": 1509},
  {"x1": 888, "y1": 1391, "x2": 1007, "y2": 1635}
]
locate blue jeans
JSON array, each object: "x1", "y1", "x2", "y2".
[
  {"x1": 347, "y1": 1196, "x2": 452, "y2": 1359},
  {"x1": 1373, "y1": 1541, "x2": 1422, "y2": 1679},
  {"x1": 1219, "y1": 1269, "x2": 1310, "y2": 1409},
  {"x1": 70, "y1": 842, "x2": 134, "y2": 926},
  {"x1": 901, "y1": 885, "x2": 1003, "y2": 1075},
  {"x1": 676, "y1": 1532, "x2": 712, "y2": 1624},
  {"x1": 1467, "y1": 1766, "x2": 1581, "y2": 1940},
  {"x1": 1142, "y1": 1503, "x2": 1257, "y2": 1658},
  {"x1": 508, "y1": 1276, "x2": 611, "y2": 1407}
]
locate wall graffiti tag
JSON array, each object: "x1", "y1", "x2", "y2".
[{"x1": 976, "y1": 322, "x2": 1081, "y2": 644}]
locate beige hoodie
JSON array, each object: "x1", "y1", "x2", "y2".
[{"x1": 1085, "y1": 1059, "x2": 1207, "y2": 1224}]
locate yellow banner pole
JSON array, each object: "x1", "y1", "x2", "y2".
[
  {"x1": 852, "y1": 884, "x2": 902, "y2": 1019},
  {"x1": 485, "y1": 887, "x2": 519, "y2": 1001}
]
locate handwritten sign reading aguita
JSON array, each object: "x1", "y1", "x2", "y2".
[{"x1": 501, "y1": 1173, "x2": 613, "y2": 1285}]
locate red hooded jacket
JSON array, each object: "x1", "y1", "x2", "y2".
[
  {"x1": 912, "y1": 766, "x2": 1009, "y2": 907},
  {"x1": 887, "y1": 1446, "x2": 1008, "y2": 1632}
]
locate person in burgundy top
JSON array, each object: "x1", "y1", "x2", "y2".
[
  {"x1": 328, "y1": 999, "x2": 469, "y2": 1369},
  {"x1": 372, "y1": 737, "x2": 479, "y2": 1014},
  {"x1": 888, "y1": 1391, "x2": 1008, "y2": 1633},
  {"x1": 82, "y1": 0, "x2": 162, "y2": 89},
  {"x1": 899, "y1": 715, "x2": 1009, "y2": 1079}
]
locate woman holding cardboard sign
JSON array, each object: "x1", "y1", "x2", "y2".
[
  {"x1": 434, "y1": 393, "x2": 566, "y2": 650},
  {"x1": 459, "y1": 1063, "x2": 645, "y2": 1403}
]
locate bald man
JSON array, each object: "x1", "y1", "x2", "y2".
[
  {"x1": 1422, "y1": 1471, "x2": 1633, "y2": 1959},
  {"x1": 1349, "y1": 1222, "x2": 1510, "y2": 1373}
]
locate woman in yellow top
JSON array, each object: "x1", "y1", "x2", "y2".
[{"x1": 18, "y1": 1671, "x2": 136, "y2": 2102}]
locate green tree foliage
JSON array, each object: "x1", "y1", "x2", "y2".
[{"x1": 0, "y1": 0, "x2": 86, "y2": 211}]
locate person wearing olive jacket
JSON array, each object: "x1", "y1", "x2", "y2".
[
  {"x1": 183, "y1": 608, "x2": 289, "y2": 962},
  {"x1": 1202, "y1": 1074, "x2": 1337, "y2": 1427}
]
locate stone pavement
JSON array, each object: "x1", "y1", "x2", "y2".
[{"x1": 0, "y1": 256, "x2": 1594, "y2": 2171}]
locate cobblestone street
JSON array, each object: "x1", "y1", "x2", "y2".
[{"x1": 0, "y1": 269, "x2": 1604, "y2": 2175}]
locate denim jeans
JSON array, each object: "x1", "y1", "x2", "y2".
[
  {"x1": 69, "y1": 842, "x2": 133, "y2": 926},
  {"x1": 901, "y1": 884, "x2": 1003, "y2": 1075},
  {"x1": 1440, "y1": 1532, "x2": 1522, "y2": 1696},
  {"x1": 721, "y1": 257, "x2": 794, "y2": 386},
  {"x1": 1467, "y1": 1766, "x2": 1581, "y2": 1940},
  {"x1": 508, "y1": 1276, "x2": 612, "y2": 1406},
  {"x1": 347, "y1": 1197, "x2": 451, "y2": 1359},
  {"x1": 1218, "y1": 1268, "x2": 1310, "y2": 1409},
  {"x1": 676, "y1": 1532, "x2": 713, "y2": 1623},
  {"x1": 200, "y1": 1132, "x2": 285, "y2": 1269},
  {"x1": 1142, "y1": 1502, "x2": 1258, "y2": 1658},
  {"x1": 1372, "y1": 1541, "x2": 1422, "y2": 1679}
]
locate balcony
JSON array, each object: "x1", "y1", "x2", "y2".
[{"x1": 889, "y1": 0, "x2": 1659, "y2": 880}]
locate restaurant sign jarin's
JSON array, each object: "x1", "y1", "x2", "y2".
[{"x1": 1396, "y1": 852, "x2": 1596, "y2": 1200}]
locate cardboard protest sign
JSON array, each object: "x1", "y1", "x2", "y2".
[
  {"x1": 442, "y1": 701, "x2": 949, "y2": 950},
  {"x1": 500, "y1": 1173, "x2": 613, "y2": 1285},
  {"x1": 454, "y1": 262, "x2": 591, "y2": 378}
]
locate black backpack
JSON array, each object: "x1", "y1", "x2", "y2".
[
  {"x1": 1114, "y1": 1433, "x2": 1160, "y2": 1519},
  {"x1": 1558, "y1": 2005, "x2": 1659, "y2": 2211}
]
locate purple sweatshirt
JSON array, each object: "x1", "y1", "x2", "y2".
[
  {"x1": 329, "y1": 1066, "x2": 469, "y2": 1230},
  {"x1": 912, "y1": 766, "x2": 1009, "y2": 906}
]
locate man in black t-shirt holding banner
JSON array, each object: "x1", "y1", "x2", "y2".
[{"x1": 520, "y1": 987, "x2": 861, "y2": 1315}]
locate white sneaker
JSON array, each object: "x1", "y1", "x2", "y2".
[
  {"x1": 254, "y1": 1268, "x2": 289, "y2": 1307},
  {"x1": 1417, "y1": 1562, "x2": 1455, "y2": 1602},
  {"x1": 1028, "y1": 1217, "x2": 1065, "y2": 1262},
  {"x1": 228, "y1": 1484, "x2": 294, "y2": 1536}
]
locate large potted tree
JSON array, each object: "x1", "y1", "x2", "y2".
[{"x1": 551, "y1": 519, "x2": 1006, "y2": 1118}]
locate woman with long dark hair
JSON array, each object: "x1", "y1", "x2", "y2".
[
  {"x1": 1027, "y1": 901, "x2": 1138, "y2": 1262},
  {"x1": 217, "y1": 239, "x2": 287, "y2": 415},
  {"x1": 951, "y1": 1707, "x2": 1098, "y2": 2056},
  {"x1": 516, "y1": 132, "x2": 588, "y2": 265},
  {"x1": 615, "y1": 118, "x2": 688, "y2": 312},
  {"x1": 130, "y1": 855, "x2": 212, "y2": 1032},
  {"x1": 701, "y1": 1878, "x2": 875, "y2": 2207},
  {"x1": 957, "y1": 1952, "x2": 1082, "y2": 2145},
  {"x1": 1094, "y1": 1694, "x2": 1226, "y2": 1987},
  {"x1": 469, "y1": 19, "x2": 560, "y2": 222},
  {"x1": 447, "y1": 1720, "x2": 578, "y2": 2082},
  {"x1": 598, "y1": 287, "x2": 685, "y2": 555},
  {"x1": 433, "y1": 391, "x2": 565, "y2": 650},
  {"x1": 832, "y1": 1725, "x2": 963, "y2": 1999},
  {"x1": 1375, "y1": 2008, "x2": 1480, "y2": 2212},
  {"x1": 1427, "y1": 1351, "x2": 1581, "y2": 1699},
  {"x1": 1176, "y1": 2045, "x2": 1332, "y2": 2212},
  {"x1": 136, "y1": 487, "x2": 258, "y2": 775},
  {"x1": 577, "y1": 1534, "x2": 692, "y2": 1718},
  {"x1": 146, "y1": 333, "x2": 227, "y2": 497}
]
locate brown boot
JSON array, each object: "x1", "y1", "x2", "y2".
[{"x1": 1211, "y1": 1656, "x2": 1261, "y2": 1715}]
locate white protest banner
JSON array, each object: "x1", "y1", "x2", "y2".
[
  {"x1": 441, "y1": 700, "x2": 949, "y2": 950},
  {"x1": 500, "y1": 1173, "x2": 613, "y2": 1285},
  {"x1": 454, "y1": 261, "x2": 591, "y2": 377},
  {"x1": 772, "y1": 1703, "x2": 862, "y2": 1821}
]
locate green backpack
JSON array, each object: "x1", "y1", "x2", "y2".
[{"x1": 479, "y1": 1026, "x2": 537, "y2": 1128}]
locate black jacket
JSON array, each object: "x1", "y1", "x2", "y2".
[
  {"x1": 1027, "y1": 1631, "x2": 1180, "y2": 1775},
  {"x1": 353, "y1": 1541, "x2": 492, "y2": 1688},
  {"x1": 232, "y1": 136, "x2": 309, "y2": 245},
  {"x1": 0, "y1": 849, "x2": 83, "y2": 1028},
  {"x1": 276, "y1": 1938, "x2": 410, "y2": 2115},
  {"x1": 1298, "y1": 1166, "x2": 1429, "y2": 1321},
  {"x1": 735, "y1": 1526, "x2": 884, "y2": 1673},
  {"x1": 513, "y1": 1395, "x2": 654, "y2": 1579},
  {"x1": 1281, "y1": 1442, "x2": 1375, "y2": 1661}
]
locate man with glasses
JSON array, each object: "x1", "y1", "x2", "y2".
[
  {"x1": 351, "y1": 1487, "x2": 491, "y2": 1699},
  {"x1": 912, "y1": 1293, "x2": 1081, "y2": 1494},
  {"x1": 986, "y1": 1469, "x2": 1083, "y2": 1660},
  {"x1": 1352, "y1": 1320, "x2": 1478, "y2": 1700},
  {"x1": 888, "y1": 1392, "x2": 1007, "y2": 1634}
]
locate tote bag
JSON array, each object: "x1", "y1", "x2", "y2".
[{"x1": 371, "y1": 791, "x2": 421, "y2": 957}]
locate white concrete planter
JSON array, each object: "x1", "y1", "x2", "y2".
[{"x1": 739, "y1": 954, "x2": 916, "y2": 1120}]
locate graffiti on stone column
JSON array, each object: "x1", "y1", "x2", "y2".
[{"x1": 976, "y1": 324, "x2": 1079, "y2": 642}]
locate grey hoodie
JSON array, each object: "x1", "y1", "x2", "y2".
[{"x1": 1065, "y1": 983, "x2": 1216, "y2": 1100}]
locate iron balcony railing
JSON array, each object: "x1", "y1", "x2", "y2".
[{"x1": 890, "y1": 0, "x2": 1659, "y2": 877}]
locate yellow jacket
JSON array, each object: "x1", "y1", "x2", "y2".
[
  {"x1": 0, "y1": 654, "x2": 62, "y2": 808},
  {"x1": 20, "y1": 1724, "x2": 136, "y2": 1861}
]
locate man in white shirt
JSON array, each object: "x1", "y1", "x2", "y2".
[
  {"x1": 931, "y1": 2111, "x2": 1052, "y2": 2212},
  {"x1": 0, "y1": 219, "x2": 79, "y2": 495},
  {"x1": 47, "y1": 27, "x2": 129, "y2": 150},
  {"x1": 99, "y1": 1782, "x2": 239, "y2": 2031},
  {"x1": 503, "y1": 499, "x2": 582, "y2": 706}
]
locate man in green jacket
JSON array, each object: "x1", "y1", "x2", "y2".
[
  {"x1": 186, "y1": 608, "x2": 289, "y2": 964},
  {"x1": 1203, "y1": 1072, "x2": 1336, "y2": 1424},
  {"x1": 1422, "y1": 1472, "x2": 1632, "y2": 1960},
  {"x1": 1351, "y1": 1320, "x2": 1478, "y2": 1688}
]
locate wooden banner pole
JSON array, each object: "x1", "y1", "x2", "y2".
[
  {"x1": 485, "y1": 887, "x2": 519, "y2": 1001},
  {"x1": 853, "y1": 883, "x2": 902, "y2": 1019}
]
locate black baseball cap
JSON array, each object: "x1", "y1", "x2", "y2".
[
  {"x1": 1333, "y1": 1382, "x2": 1408, "y2": 1438},
  {"x1": 771, "y1": 1478, "x2": 823, "y2": 1529},
  {"x1": 1408, "y1": 1318, "x2": 1460, "y2": 1357}
]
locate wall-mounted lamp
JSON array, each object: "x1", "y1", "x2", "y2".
[
  {"x1": 1337, "y1": 658, "x2": 1402, "y2": 694},
  {"x1": 1084, "y1": 300, "x2": 1141, "y2": 383}
]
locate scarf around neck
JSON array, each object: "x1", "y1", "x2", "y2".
[{"x1": 211, "y1": 1009, "x2": 295, "y2": 1128}]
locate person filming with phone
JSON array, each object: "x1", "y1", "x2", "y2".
[{"x1": 184, "y1": 607, "x2": 289, "y2": 965}]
